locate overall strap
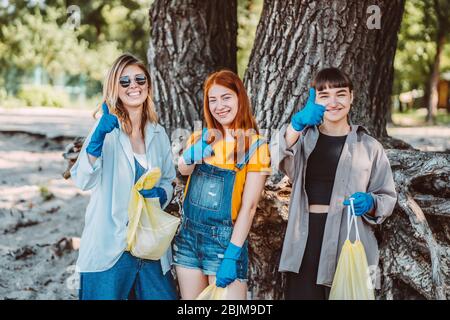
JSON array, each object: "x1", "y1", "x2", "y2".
[{"x1": 235, "y1": 137, "x2": 267, "y2": 170}]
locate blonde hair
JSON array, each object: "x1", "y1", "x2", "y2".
[{"x1": 95, "y1": 53, "x2": 158, "y2": 138}]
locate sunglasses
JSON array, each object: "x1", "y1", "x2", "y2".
[{"x1": 119, "y1": 74, "x2": 147, "y2": 88}]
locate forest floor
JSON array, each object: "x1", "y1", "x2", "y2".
[{"x1": 0, "y1": 107, "x2": 449, "y2": 299}]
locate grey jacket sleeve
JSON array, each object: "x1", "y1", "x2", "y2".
[
  {"x1": 364, "y1": 143, "x2": 397, "y2": 225},
  {"x1": 270, "y1": 124, "x2": 301, "y2": 181}
]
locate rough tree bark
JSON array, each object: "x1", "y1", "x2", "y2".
[
  {"x1": 378, "y1": 150, "x2": 449, "y2": 300},
  {"x1": 244, "y1": 0, "x2": 404, "y2": 138},
  {"x1": 148, "y1": 0, "x2": 238, "y2": 134}
]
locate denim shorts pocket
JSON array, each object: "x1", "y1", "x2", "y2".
[{"x1": 215, "y1": 229, "x2": 232, "y2": 249}]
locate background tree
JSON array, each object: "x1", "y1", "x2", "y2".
[
  {"x1": 237, "y1": 0, "x2": 263, "y2": 78},
  {"x1": 0, "y1": 0, "x2": 150, "y2": 98},
  {"x1": 148, "y1": 0, "x2": 238, "y2": 133},
  {"x1": 393, "y1": 0, "x2": 450, "y2": 120},
  {"x1": 423, "y1": 0, "x2": 450, "y2": 123}
]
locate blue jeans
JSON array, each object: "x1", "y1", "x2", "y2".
[
  {"x1": 173, "y1": 163, "x2": 248, "y2": 280},
  {"x1": 79, "y1": 251, "x2": 177, "y2": 300}
]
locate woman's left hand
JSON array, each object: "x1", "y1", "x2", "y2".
[
  {"x1": 139, "y1": 187, "x2": 167, "y2": 207},
  {"x1": 343, "y1": 192, "x2": 374, "y2": 216},
  {"x1": 215, "y1": 242, "x2": 242, "y2": 288}
]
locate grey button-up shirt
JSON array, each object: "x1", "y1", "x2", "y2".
[{"x1": 270, "y1": 124, "x2": 397, "y2": 288}]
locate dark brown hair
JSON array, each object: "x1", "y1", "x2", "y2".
[{"x1": 311, "y1": 68, "x2": 353, "y2": 92}]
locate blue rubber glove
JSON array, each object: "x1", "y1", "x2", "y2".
[
  {"x1": 182, "y1": 128, "x2": 214, "y2": 165},
  {"x1": 86, "y1": 102, "x2": 119, "y2": 157},
  {"x1": 343, "y1": 192, "x2": 375, "y2": 216},
  {"x1": 139, "y1": 187, "x2": 167, "y2": 208},
  {"x1": 216, "y1": 242, "x2": 242, "y2": 288},
  {"x1": 291, "y1": 88, "x2": 326, "y2": 132}
]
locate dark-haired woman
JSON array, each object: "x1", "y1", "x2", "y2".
[{"x1": 271, "y1": 67, "x2": 397, "y2": 300}]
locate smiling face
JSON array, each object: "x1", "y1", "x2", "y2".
[
  {"x1": 118, "y1": 64, "x2": 149, "y2": 109},
  {"x1": 316, "y1": 86, "x2": 353, "y2": 124},
  {"x1": 207, "y1": 84, "x2": 239, "y2": 129}
]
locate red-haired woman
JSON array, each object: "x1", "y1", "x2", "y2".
[{"x1": 173, "y1": 70, "x2": 271, "y2": 299}]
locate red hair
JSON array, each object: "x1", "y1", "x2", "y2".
[{"x1": 202, "y1": 69, "x2": 259, "y2": 162}]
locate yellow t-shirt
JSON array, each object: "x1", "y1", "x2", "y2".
[{"x1": 183, "y1": 132, "x2": 271, "y2": 221}]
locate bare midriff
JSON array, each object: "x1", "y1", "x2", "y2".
[{"x1": 309, "y1": 204, "x2": 329, "y2": 214}]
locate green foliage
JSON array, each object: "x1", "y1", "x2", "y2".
[
  {"x1": 237, "y1": 0, "x2": 263, "y2": 78},
  {"x1": 17, "y1": 84, "x2": 70, "y2": 108},
  {"x1": 393, "y1": 0, "x2": 450, "y2": 95},
  {"x1": 0, "y1": 0, "x2": 151, "y2": 98},
  {"x1": 1, "y1": 6, "x2": 108, "y2": 79},
  {"x1": 0, "y1": 86, "x2": 6, "y2": 101},
  {"x1": 392, "y1": 107, "x2": 450, "y2": 126}
]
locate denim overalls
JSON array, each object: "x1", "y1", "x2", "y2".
[
  {"x1": 173, "y1": 138, "x2": 266, "y2": 280},
  {"x1": 79, "y1": 157, "x2": 177, "y2": 300}
]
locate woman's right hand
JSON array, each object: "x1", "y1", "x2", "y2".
[
  {"x1": 291, "y1": 88, "x2": 325, "y2": 132},
  {"x1": 86, "y1": 102, "x2": 119, "y2": 157}
]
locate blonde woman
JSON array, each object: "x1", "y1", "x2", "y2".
[{"x1": 70, "y1": 53, "x2": 177, "y2": 300}]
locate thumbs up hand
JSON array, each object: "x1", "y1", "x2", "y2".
[
  {"x1": 291, "y1": 88, "x2": 326, "y2": 132},
  {"x1": 98, "y1": 102, "x2": 120, "y2": 134},
  {"x1": 182, "y1": 128, "x2": 214, "y2": 165},
  {"x1": 86, "y1": 102, "x2": 119, "y2": 157}
]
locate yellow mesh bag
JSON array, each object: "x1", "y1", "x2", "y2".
[
  {"x1": 329, "y1": 199, "x2": 375, "y2": 300},
  {"x1": 196, "y1": 284, "x2": 228, "y2": 300},
  {"x1": 126, "y1": 167, "x2": 180, "y2": 260}
]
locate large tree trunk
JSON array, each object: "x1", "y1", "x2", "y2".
[
  {"x1": 244, "y1": 0, "x2": 404, "y2": 139},
  {"x1": 148, "y1": 0, "x2": 238, "y2": 134}
]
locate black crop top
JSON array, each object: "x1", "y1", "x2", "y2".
[{"x1": 305, "y1": 131, "x2": 347, "y2": 205}]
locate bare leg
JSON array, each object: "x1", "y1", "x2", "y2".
[
  {"x1": 208, "y1": 275, "x2": 248, "y2": 300},
  {"x1": 176, "y1": 266, "x2": 209, "y2": 300}
]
